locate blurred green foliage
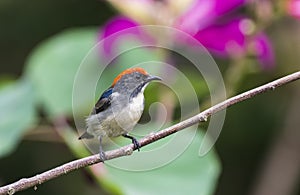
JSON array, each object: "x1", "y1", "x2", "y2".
[
  {"x1": 0, "y1": 24, "x2": 220, "y2": 195},
  {"x1": 0, "y1": 80, "x2": 36, "y2": 157},
  {"x1": 25, "y1": 28, "x2": 97, "y2": 116},
  {"x1": 1, "y1": 1, "x2": 300, "y2": 195},
  {"x1": 105, "y1": 131, "x2": 220, "y2": 195}
]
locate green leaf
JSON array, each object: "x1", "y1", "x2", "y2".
[
  {"x1": 25, "y1": 28, "x2": 97, "y2": 116},
  {"x1": 0, "y1": 79, "x2": 36, "y2": 157},
  {"x1": 105, "y1": 130, "x2": 221, "y2": 195}
]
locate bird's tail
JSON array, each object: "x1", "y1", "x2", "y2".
[{"x1": 78, "y1": 131, "x2": 94, "y2": 140}]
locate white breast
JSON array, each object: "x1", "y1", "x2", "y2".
[
  {"x1": 86, "y1": 91, "x2": 145, "y2": 138},
  {"x1": 129, "y1": 92, "x2": 145, "y2": 118}
]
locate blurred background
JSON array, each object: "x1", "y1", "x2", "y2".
[{"x1": 1, "y1": 0, "x2": 300, "y2": 194}]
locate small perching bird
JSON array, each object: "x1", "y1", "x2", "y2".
[{"x1": 78, "y1": 67, "x2": 161, "y2": 161}]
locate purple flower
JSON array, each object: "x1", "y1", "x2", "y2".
[
  {"x1": 98, "y1": 16, "x2": 152, "y2": 57},
  {"x1": 192, "y1": 18, "x2": 247, "y2": 57},
  {"x1": 252, "y1": 33, "x2": 275, "y2": 69},
  {"x1": 176, "y1": 0, "x2": 248, "y2": 34},
  {"x1": 99, "y1": 0, "x2": 275, "y2": 68},
  {"x1": 287, "y1": 0, "x2": 300, "y2": 19}
]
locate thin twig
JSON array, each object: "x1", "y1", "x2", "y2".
[{"x1": 1, "y1": 71, "x2": 300, "y2": 195}]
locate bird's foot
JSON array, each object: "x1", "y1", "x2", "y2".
[
  {"x1": 132, "y1": 137, "x2": 140, "y2": 151},
  {"x1": 99, "y1": 150, "x2": 106, "y2": 162},
  {"x1": 98, "y1": 136, "x2": 106, "y2": 162},
  {"x1": 122, "y1": 134, "x2": 141, "y2": 151}
]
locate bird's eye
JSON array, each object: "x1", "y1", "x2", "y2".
[{"x1": 135, "y1": 75, "x2": 141, "y2": 80}]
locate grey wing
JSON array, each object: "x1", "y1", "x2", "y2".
[
  {"x1": 92, "y1": 87, "x2": 113, "y2": 114},
  {"x1": 78, "y1": 88, "x2": 113, "y2": 140},
  {"x1": 91, "y1": 97, "x2": 111, "y2": 115}
]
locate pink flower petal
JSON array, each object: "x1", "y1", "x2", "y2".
[
  {"x1": 287, "y1": 0, "x2": 300, "y2": 19},
  {"x1": 97, "y1": 16, "x2": 152, "y2": 58},
  {"x1": 98, "y1": 16, "x2": 140, "y2": 56},
  {"x1": 176, "y1": 0, "x2": 248, "y2": 34},
  {"x1": 193, "y1": 18, "x2": 247, "y2": 57},
  {"x1": 253, "y1": 33, "x2": 275, "y2": 69}
]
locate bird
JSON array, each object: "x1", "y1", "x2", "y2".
[{"x1": 78, "y1": 67, "x2": 161, "y2": 161}]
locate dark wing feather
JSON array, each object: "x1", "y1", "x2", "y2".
[
  {"x1": 92, "y1": 87, "x2": 113, "y2": 114},
  {"x1": 78, "y1": 88, "x2": 113, "y2": 140},
  {"x1": 78, "y1": 131, "x2": 94, "y2": 140}
]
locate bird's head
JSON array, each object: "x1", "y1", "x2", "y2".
[{"x1": 112, "y1": 67, "x2": 161, "y2": 98}]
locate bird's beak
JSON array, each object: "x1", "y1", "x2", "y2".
[{"x1": 147, "y1": 75, "x2": 162, "y2": 82}]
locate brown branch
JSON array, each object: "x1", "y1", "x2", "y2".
[{"x1": 1, "y1": 71, "x2": 300, "y2": 195}]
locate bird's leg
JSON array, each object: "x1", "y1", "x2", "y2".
[
  {"x1": 122, "y1": 133, "x2": 140, "y2": 151},
  {"x1": 98, "y1": 136, "x2": 106, "y2": 161}
]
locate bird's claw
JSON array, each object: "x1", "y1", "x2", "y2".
[
  {"x1": 132, "y1": 137, "x2": 140, "y2": 151},
  {"x1": 122, "y1": 134, "x2": 141, "y2": 151},
  {"x1": 99, "y1": 151, "x2": 106, "y2": 162}
]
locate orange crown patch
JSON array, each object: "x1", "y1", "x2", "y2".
[{"x1": 111, "y1": 67, "x2": 148, "y2": 87}]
